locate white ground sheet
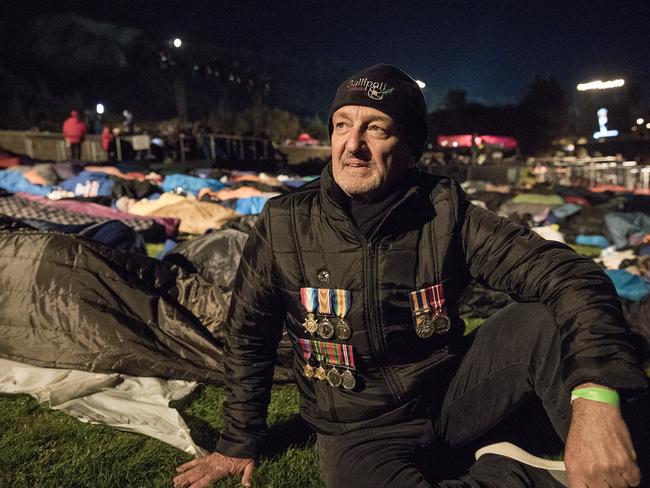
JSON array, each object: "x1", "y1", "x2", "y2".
[{"x1": 0, "y1": 358, "x2": 207, "y2": 457}]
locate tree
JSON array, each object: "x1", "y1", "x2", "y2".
[
  {"x1": 438, "y1": 89, "x2": 467, "y2": 111},
  {"x1": 516, "y1": 76, "x2": 569, "y2": 155},
  {"x1": 229, "y1": 105, "x2": 300, "y2": 141},
  {"x1": 301, "y1": 114, "x2": 328, "y2": 141}
]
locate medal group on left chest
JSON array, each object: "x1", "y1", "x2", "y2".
[{"x1": 299, "y1": 287, "x2": 356, "y2": 390}]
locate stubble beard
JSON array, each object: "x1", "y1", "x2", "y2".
[{"x1": 335, "y1": 160, "x2": 385, "y2": 202}]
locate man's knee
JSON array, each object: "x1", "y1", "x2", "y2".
[
  {"x1": 317, "y1": 435, "x2": 431, "y2": 488},
  {"x1": 475, "y1": 302, "x2": 560, "y2": 357}
]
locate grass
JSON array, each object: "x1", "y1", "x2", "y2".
[
  {"x1": 568, "y1": 244, "x2": 603, "y2": 258},
  {"x1": 0, "y1": 384, "x2": 323, "y2": 488}
]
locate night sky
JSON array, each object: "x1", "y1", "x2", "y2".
[{"x1": 11, "y1": 0, "x2": 650, "y2": 113}]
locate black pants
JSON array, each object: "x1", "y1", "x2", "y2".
[
  {"x1": 317, "y1": 302, "x2": 649, "y2": 487},
  {"x1": 70, "y1": 142, "x2": 82, "y2": 161}
]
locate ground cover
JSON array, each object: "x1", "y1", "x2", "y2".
[{"x1": 0, "y1": 384, "x2": 321, "y2": 488}]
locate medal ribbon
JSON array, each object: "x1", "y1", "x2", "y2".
[
  {"x1": 425, "y1": 284, "x2": 445, "y2": 312},
  {"x1": 331, "y1": 289, "x2": 351, "y2": 319},
  {"x1": 297, "y1": 338, "x2": 313, "y2": 361},
  {"x1": 409, "y1": 288, "x2": 429, "y2": 313},
  {"x1": 410, "y1": 285, "x2": 445, "y2": 313},
  {"x1": 300, "y1": 287, "x2": 318, "y2": 313},
  {"x1": 313, "y1": 339, "x2": 326, "y2": 363},
  {"x1": 325, "y1": 341, "x2": 340, "y2": 366},
  {"x1": 297, "y1": 339, "x2": 355, "y2": 368},
  {"x1": 318, "y1": 288, "x2": 332, "y2": 315},
  {"x1": 340, "y1": 343, "x2": 355, "y2": 370}
]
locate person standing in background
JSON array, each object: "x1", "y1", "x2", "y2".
[{"x1": 62, "y1": 110, "x2": 86, "y2": 161}]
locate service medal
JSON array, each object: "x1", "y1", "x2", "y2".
[
  {"x1": 410, "y1": 284, "x2": 449, "y2": 339},
  {"x1": 315, "y1": 365, "x2": 327, "y2": 381},
  {"x1": 415, "y1": 312, "x2": 435, "y2": 338},
  {"x1": 332, "y1": 289, "x2": 352, "y2": 340},
  {"x1": 303, "y1": 312, "x2": 319, "y2": 335},
  {"x1": 318, "y1": 317, "x2": 335, "y2": 339},
  {"x1": 334, "y1": 318, "x2": 352, "y2": 340},
  {"x1": 303, "y1": 363, "x2": 315, "y2": 378},
  {"x1": 300, "y1": 288, "x2": 319, "y2": 335},
  {"x1": 433, "y1": 313, "x2": 451, "y2": 334},
  {"x1": 326, "y1": 367, "x2": 342, "y2": 388},
  {"x1": 341, "y1": 369, "x2": 356, "y2": 390}
]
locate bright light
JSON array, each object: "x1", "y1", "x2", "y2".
[
  {"x1": 593, "y1": 107, "x2": 618, "y2": 139},
  {"x1": 173, "y1": 38, "x2": 182, "y2": 48},
  {"x1": 594, "y1": 129, "x2": 619, "y2": 139},
  {"x1": 576, "y1": 79, "x2": 625, "y2": 91},
  {"x1": 96, "y1": 103, "x2": 105, "y2": 114},
  {"x1": 636, "y1": 118, "x2": 645, "y2": 125},
  {"x1": 415, "y1": 80, "x2": 426, "y2": 89},
  {"x1": 646, "y1": 123, "x2": 650, "y2": 129}
]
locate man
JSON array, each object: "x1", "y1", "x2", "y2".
[
  {"x1": 174, "y1": 65, "x2": 648, "y2": 487},
  {"x1": 62, "y1": 109, "x2": 86, "y2": 161}
]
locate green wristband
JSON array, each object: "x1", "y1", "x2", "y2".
[{"x1": 570, "y1": 387, "x2": 620, "y2": 407}]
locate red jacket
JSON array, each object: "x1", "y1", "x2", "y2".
[
  {"x1": 62, "y1": 111, "x2": 87, "y2": 144},
  {"x1": 100, "y1": 127, "x2": 112, "y2": 151}
]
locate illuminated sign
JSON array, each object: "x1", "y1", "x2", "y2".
[
  {"x1": 577, "y1": 79, "x2": 625, "y2": 91},
  {"x1": 593, "y1": 108, "x2": 619, "y2": 139}
]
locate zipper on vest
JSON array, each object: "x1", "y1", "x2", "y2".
[{"x1": 365, "y1": 241, "x2": 404, "y2": 403}]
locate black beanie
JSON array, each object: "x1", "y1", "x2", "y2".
[{"x1": 328, "y1": 64, "x2": 428, "y2": 160}]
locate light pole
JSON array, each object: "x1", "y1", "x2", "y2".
[
  {"x1": 95, "y1": 103, "x2": 105, "y2": 134},
  {"x1": 172, "y1": 38, "x2": 187, "y2": 125}
]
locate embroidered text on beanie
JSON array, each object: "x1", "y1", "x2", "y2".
[{"x1": 328, "y1": 64, "x2": 428, "y2": 161}]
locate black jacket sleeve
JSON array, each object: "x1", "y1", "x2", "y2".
[
  {"x1": 215, "y1": 206, "x2": 286, "y2": 458},
  {"x1": 459, "y1": 190, "x2": 646, "y2": 393}
]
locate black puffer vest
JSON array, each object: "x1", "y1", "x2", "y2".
[{"x1": 270, "y1": 168, "x2": 469, "y2": 432}]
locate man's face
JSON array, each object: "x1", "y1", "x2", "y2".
[{"x1": 331, "y1": 105, "x2": 412, "y2": 200}]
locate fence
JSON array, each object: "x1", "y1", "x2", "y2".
[
  {"x1": 533, "y1": 157, "x2": 650, "y2": 192},
  {"x1": 0, "y1": 130, "x2": 330, "y2": 166},
  {"x1": 0, "y1": 131, "x2": 106, "y2": 162}
]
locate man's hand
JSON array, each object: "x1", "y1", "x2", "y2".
[
  {"x1": 173, "y1": 452, "x2": 255, "y2": 488},
  {"x1": 565, "y1": 385, "x2": 640, "y2": 488}
]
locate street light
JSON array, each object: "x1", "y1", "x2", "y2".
[
  {"x1": 415, "y1": 80, "x2": 426, "y2": 89},
  {"x1": 96, "y1": 103, "x2": 105, "y2": 115},
  {"x1": 169, "y1": 38, "x2": 186, "y2": 123},
  {"x1": 636, "y1": 118, "x2": 644, "y2": 125},
  {"x1": 576, "y1": 79, "x2": 625, "y2": 91}
]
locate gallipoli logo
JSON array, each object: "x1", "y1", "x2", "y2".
[{"x1": 347, "y1": 77, "x2": 394, "y2": 100}]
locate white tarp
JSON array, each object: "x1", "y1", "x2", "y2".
[{"x1": 0, "y1": 358, "x2": 207, "y2": 457}]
